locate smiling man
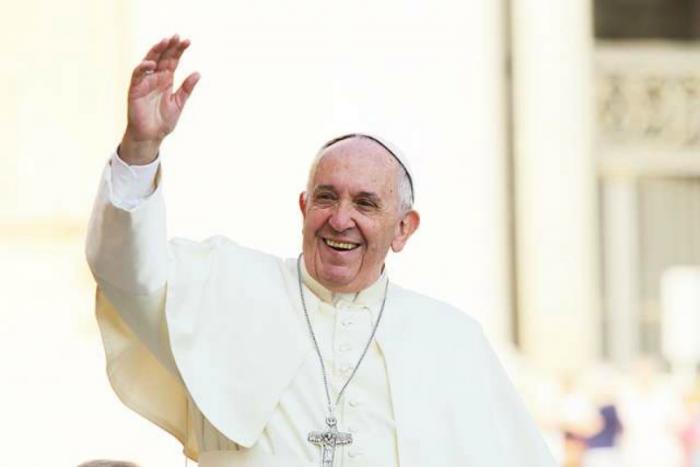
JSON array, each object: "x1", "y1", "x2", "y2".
[
  {"x1": 301, "y1": 135, "x2": 419, "y2": 293},
  {"x1": 86, "y1": 36, "x2": 556, "y2": 467}
]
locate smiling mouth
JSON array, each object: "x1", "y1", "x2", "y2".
[{"x1": 323, "y1": 238, "x2": 361, "y2": 251}]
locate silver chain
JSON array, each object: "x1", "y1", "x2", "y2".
[{"x1": 296, "y1": 254, "x2": 389, "y2": 416}]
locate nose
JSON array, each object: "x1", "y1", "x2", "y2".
[{"x1": 328, "y1": 201, "x2": 355, "y2": 232}]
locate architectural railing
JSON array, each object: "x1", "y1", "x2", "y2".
[{"x1": 596, "y1": 42, "x2": 700, "y2": 151}]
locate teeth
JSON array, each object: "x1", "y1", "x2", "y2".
[{"x1": 325, "y1": 239, "x2": 359, "y2": 250}]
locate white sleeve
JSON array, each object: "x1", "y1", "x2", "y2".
[
  {"x1": 86, "y1": 152, "x2": 173, "y2": 363},
  {"x1": 86, "y1": 150, "x2": 187, "y2": 440},
  {"x1": 110, "y1": 150, "x2": 161, "y2": 210}
]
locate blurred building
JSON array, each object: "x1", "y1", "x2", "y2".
[
  {"x1": 498, "y1": 0, "x2": 700, "y2": 374},
  {"x1": 594, "y1": 0, "x2": 700, "y2": 370}
]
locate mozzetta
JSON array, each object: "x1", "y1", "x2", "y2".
[{"x1": 86, "y1": 154, "x2": 557, "y2": 467}]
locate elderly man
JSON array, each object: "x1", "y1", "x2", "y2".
[{"x1": 86, "y1": 35, "x2": 556, "y2": 467}]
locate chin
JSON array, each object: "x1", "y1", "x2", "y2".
[{"x1": 319, "y1": 268, "x2": 356, "y2": 291}]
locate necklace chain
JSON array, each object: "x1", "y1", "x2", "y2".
[{"x1": 296, "y1": 254, "x2": 389, "y2": 416}]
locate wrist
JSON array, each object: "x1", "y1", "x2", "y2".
[{"x1": 119, "y1": 130, "x2": 162, "y2": 165}]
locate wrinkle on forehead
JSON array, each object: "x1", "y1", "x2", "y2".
[{"x1": 306, "y1": 136, "x2": 401, "y2": 193}]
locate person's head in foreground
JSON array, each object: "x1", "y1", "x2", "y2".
[
  {"x1": 78, "y1": 461, "x2": 138, "y2": 467},
  {"x1": 299, "y1": 133, "x2": 420, "y2": 294}
]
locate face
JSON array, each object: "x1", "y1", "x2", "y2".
[{"x1": 299, "y1": 137, "x2": 420, "y2": 293}]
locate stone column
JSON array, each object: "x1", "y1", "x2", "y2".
[
  {"x1": 510, "y1": 0, "x2": 600, "y2": 371},
  {"x1": 602, "y1": 178, "x2": 640, "y2": 367}
]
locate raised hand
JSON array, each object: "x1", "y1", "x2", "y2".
[{"x1": 119, "y1": 35, "x2": 200, "y2": 165}]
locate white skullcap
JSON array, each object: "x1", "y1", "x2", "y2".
[{"x1": 320, "y1": 133, "x2": 415, "y2": 205}]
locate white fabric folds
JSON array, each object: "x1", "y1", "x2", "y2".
[{"x1": 86, "y1": 158, "x2": 557, "y2": 466}]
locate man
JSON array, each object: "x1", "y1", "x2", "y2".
[{"x1": 86, "y1": 35, "x2": 556, "y2": 466}]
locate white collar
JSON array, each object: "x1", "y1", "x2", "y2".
[{"x1": 300, "y1": 259, "x2": 387, "y2": 308}]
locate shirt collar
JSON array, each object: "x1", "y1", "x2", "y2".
[{"x1": 300, "y1": 259, "x2": 388, "y2": 308}]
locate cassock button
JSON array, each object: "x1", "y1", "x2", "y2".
[
  {"x1": 348, "y1": 399, "x2": 360, "y2": 407},
  {"x1": 341, "y1": 319, "x2": 354, "y2": 328}
]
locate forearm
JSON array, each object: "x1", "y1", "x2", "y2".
[
  {"x1": 87, "y1": 153, "x2": 180, "y2": 375},
  {"x1": 85, "y1": 154, "x2": 168, "y2": 294}
]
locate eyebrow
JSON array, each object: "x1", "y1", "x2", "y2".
[{"x1": 313, "y1": 185, "x2": 336, "y2": 193}]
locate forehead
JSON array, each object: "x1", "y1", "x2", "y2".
[{"x1": 312, "y1": 137, "x2": 399, "y2": 187}]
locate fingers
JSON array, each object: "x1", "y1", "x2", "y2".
[
  {"x1": 173, "y1": 72, "x2": 201, "y2": 110},
  {"x1": 132, "y1": 35, "x2": 197, "y2": 105},
  {"x1": 156, "y1": 35, "x2": 191, "y2": 72},
  {"x1": 131, "y1": 60, "x2": 157, "y2": 84},
  {"x1": 143, "y1": 37, "x2": 169, "y2": 62},
  {"x1": 142, "y1": 34, "x2": 191, "y2": 73}
]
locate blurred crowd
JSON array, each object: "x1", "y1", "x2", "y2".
[
  {"x1": 518, "y1": 356, "x2": 700, "y2": 467},
  {"x1": 77, "y1": 354, "x2": 700, "y2": 467}
]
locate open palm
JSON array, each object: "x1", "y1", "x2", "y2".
[{"x1": 126, "y1": 35, "x2": 200, "y2": 143}]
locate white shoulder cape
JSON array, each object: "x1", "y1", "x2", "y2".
[{"x1": 87, "y1": 162, "x2": 556, "y2": 466}]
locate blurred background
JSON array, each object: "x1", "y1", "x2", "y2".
[{"x1": 2, "y1": 0, "x2": 700, "y2": 466}]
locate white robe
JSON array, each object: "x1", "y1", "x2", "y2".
[{"x1": 86, "y1": 160, "x2": 556, "y2": 467}]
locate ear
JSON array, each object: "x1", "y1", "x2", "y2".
[
  {"x1": 391, "y1": 210, "x2": 420, "y2": 252},
  {"x1": 299, "y1": 191, "x2": 308, "y2": 218}
]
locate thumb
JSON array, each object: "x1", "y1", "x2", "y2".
[{"x1": 173, "y1": 72, "x2": 201, "y2": 110}]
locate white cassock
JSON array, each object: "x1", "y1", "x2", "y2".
[{"x1": 85, "y1": 153, "x2": 557, "y2": 467}]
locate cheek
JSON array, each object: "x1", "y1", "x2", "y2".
[
  {"x1": 362, "y1": 223, "x2": 391, "y2": 251},
  {"x1": 376, "y1": 223, "x2": 400, "y2": 249},
  {"x1": 303, "y1": 210, "x2": 327, "y2": 236}
]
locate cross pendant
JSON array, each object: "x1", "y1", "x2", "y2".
[{"x1": 308, "y1": 415, "x2": 353, "y2": 467}]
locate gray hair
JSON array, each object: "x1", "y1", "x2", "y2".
[{"x1": 306, "y1": 134, "x2": 414, "y2": 213}]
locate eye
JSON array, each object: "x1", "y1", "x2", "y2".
[
  {"x1": 355, "y1": 198, "x2": 378, "y2": 209},
  {"x1": 313, "y1": 192, "x2": 336, "y2": 203}
]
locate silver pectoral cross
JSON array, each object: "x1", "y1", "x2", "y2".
[{"x1": 308, "y1": 415, "x2": 353, "y2": 467}]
